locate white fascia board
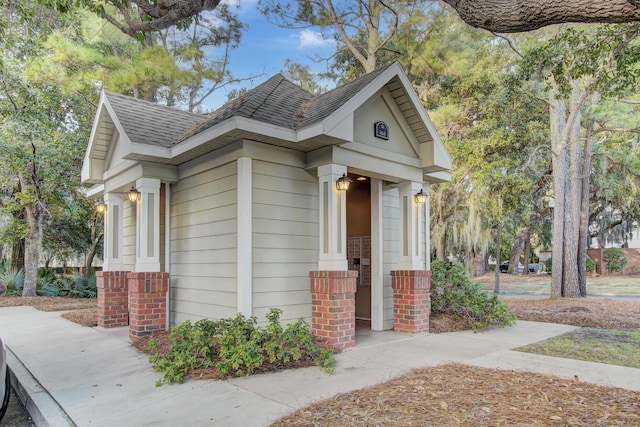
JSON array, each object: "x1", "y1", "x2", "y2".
[
  {"x1": 171, "y1": 116, "x2": 298, "y2": 159},
  {"x1": 104, "y1": 163, "x2": 144, "y2": 193},
  {"x1": 296, "y1": 122, "x2": 324, "y2": 141},
  {"x1": 424, "y1": 170, "x2": 452, "y2": 183},
  {"x1": 394, "y1": 69, "x2": 453, "y2": 169},
  {"x1": 81, "y1": 92, "x2": 108, "y2": 183},
  {"x1": 332, "y1": 146, "x2": 423, "y2": 183},
  {"x1": 342, "y1": 141, "x2": 421, "y2": 169},
  {"x1": 86, "y1": 184, "x2": 105, "y2": 198},
  {"x1": 322, "y1": 63, "x2": 404, "y2": 135},
  {"x1": 124, "y1": 141, "x2": 171, "y2": 160},
  {"x1": 101, "y1": 95, "x2": 135, "y2": 161},
  {"x1": 103, "y1": 159, "x2": 139, "y2": 181}
]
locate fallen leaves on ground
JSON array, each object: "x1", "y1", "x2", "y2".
[
  {"x1": 504, "y1": 297, "x2": 640, "y2": 329},
  {"x1": 61, "y1": 307, "x2": 99, "y2": 327},
  {"x1": 272, "y1": 364, "x2": 640, "y2": 426},
  {"x1": 0, "y1": 295, "x2": 96, "y2": 312}
]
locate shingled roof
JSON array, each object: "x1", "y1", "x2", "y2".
[
  {"x1": 295, "y1": 63, "x2": 393, "y2": 128},
  {"x1": 105, "y1": 92, "x2": 205, "y2": 148},
  {"x1": 103, "y1": 62, "x2": 408, "y2": 150},
  {"x1": 174, "y1": 74, "x2": 313, "y2": 145}
]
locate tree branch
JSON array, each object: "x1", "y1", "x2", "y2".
[{"x1": 441, "y1": 0, "x2": 640, "y2": 33}]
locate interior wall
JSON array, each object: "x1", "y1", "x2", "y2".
[
  {"x1": 346, "y1": 176, "x2": 372, "y2": 319},
  {"x1": 346, "y1": 177, "x2": 371, "y2": 237}
]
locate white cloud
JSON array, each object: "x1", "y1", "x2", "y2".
[{"x1": 298, "y1": 29, "x2": 336, "y2": 48}]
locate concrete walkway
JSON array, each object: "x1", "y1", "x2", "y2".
[{"x1": 1, "y1": 306, "x2": 639, "y2": 427}]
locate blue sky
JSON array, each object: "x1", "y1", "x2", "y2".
[{"x1": 204, "y1": 0, "x2": 339, "y2": 110}]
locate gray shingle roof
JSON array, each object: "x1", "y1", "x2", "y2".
[
  {"x1": 107, "y1": 62, "x2": 398, "y2": 148},
  {"x1": 296, "y1": 63, "x2": 394, "y2": 128},
  {"x1": 105, "y1": 92, "x2": 205, "y2": 148},
  {"x1": 176, "y1": 74, "x2": 314, "y2": 144}
]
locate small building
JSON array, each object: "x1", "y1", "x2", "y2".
[{"x1": 81, "y1": 62, "x2": 452, "y2": 349}]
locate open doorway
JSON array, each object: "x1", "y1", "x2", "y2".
[{"x1": 346, "y1": 174, "x2": 372, "y2": 328}]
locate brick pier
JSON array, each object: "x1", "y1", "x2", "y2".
[
  {"x1": 309, "y1": 270, "x2": 358, "y2": 350},
  {"x1": 391, "y1": 270, "x2": 431, "y2": 334}
]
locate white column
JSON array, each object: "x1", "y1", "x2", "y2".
[
  {"x1": 424, "y1": 184, "x2": 431, "y2": 271},
  {"x1": 317, "y1": 164, "x2": 348, "y2": 271},
  {"x1": 370, "y1": 178, "x2": 384, "y2": 331},
  {"x1": 135, "y1": 177, "x2": 161, "y2": 272},
  {"x1": 398, "y1": 181, "x2": 425, "y2": 270},
  {"x1": 237, "y1": 157, "x2": 252, "y2": 316},
  {"x1": 103, "y1": 192, "x2": 124, "y2": 271}
]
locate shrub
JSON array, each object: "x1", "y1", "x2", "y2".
[
  {"x1": 2, "y1": 268, "x2": 25, "y2": 295},
  {"x1": 430, "y1": 260, "x2": 516, "y2": 331},
  {"x1": 37, "y1": 274, "x2": 97, "y2": 298},
  {"x1": 545, "y1": 258, "x2": 552, "y2": 273},
  {"x1": 603, "y1": 248, "x2": 628, "y2": 274},
  {"x1": 586, "y1": 257, "x2": 596, "y2": 274},
  {"x1": 148, "y1": 308, "x2": 335, "y2": 386}
]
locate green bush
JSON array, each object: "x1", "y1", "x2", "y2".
[
  {"x1": 430, "y1": 260, "x2": 516, "y2": 331},
  {"x1": 1, "y1": 268, "x2": 25, "y2": 295},
  {"x1": 148, "y1": 308, "x2": 335, "y2": 386},
  {"x1": 603, "y1": 248, "x2": 628, "y2": 274},
  {"x1": 36, "y1": 274, "x2": 97, "y2": 298},
  {"x1": 586, "y1": 257, "x2": 596, "y2": 274},
  {"x1": 545, "y1": 257, "x2": 552, "y2": 273}
]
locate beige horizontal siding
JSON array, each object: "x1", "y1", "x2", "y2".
[
  {"x1": 169, "y1": 160, "x2": 238, "y2": 325},
  {"x1": 252, "y1": 160, "x2": 318, "y2": 325}
]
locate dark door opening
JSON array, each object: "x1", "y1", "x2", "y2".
[{"x1": 345, "y1": 175, "x2": 372, "y2": 322}]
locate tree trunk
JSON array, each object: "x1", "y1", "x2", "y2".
[
  {"x1": 507, "y1": 230, "x2": 526, "y2": 275},
  {"x1": 84, "y1": 218, "x2": 104, "y2": 277},
  {"x1": 436, "y1": 231, "x2": 447, "y2": 262},
  {"x1": 494, "y1": 224, "x2": 501, "y2": 295},
  {"x1": 550, "y1": 84, "x2": 566, "y2": 299},
  {"x1": 11, "y1": 236, "x2": 25, "y2": 272},
  {"x1": 22, "y1": 204, "x2": 41, "y2": 297},
  {"x1": 468, "y1": 247, "x2": 486, "y2": 276},
  {"x1": 577, "y1": 111, "x2": 596, "y2": 297},
  {"x1": 441, "y1": 0, "x2": 640, "y2": 33},
  {"x1": 523, "y1": 229, "x2": 531, "y2": 275},
  {"x1": 561, "y1": 82, "x2": 582, "y2": 298}
]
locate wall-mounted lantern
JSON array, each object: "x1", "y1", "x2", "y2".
[
  {"x1": 414, "y1": 189, "x2": 427, "y2": 204},
  {"x1": 96, "y1": 199, "x2": 107, "y2": 214},
  {"x1": 126, "y1": 185, "x2": 140, "y2": 202},
  {"x1": 336, "y1": 173, "x2": 352, "y2": 191}
]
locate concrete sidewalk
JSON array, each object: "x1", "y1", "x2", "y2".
[{"x1": 1, "y1": 306, "x2": 639, "y2": 427}]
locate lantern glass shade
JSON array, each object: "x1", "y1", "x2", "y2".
[
  {"x1": 96, "y1": 200, "x2": 107, "y2": 214},
  {"x1": 336, "y1": 173, "x2": 352, "y2": 191},
  {"x1": 126, "y1": 186, "x2": 140, "y2": 202},
  {"x1": 414, "y1": 189, "x2": 427, "y2": 204}
]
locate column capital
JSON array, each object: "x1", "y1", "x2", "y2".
[
  {"x1": 398, "y1": 180, "x2": 426, "y2": 270},
  {"x1": 135, "y1": 179, "x2": 161, "y2": 272},
  {"x1": 317, "y1": 163, "x2": 349, "y2": 271}
]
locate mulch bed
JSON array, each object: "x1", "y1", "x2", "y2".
[
  {"x1": 504, "y1": 297, "x2": 640, "y2": 329},
  {"x1": 272, "y1": 364, "x2": 640, "y2": 426},
  {"x1": 0, "y1": 295, "x2": 96, "y2": 312}
]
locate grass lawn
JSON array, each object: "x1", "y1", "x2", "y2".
[{"x1": 515, "y1": 328, "x2": 640, "y2": 368}]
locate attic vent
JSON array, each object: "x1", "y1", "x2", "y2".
[{"x1": 374, "y1": 121, "x2": 389, "y2": 140}]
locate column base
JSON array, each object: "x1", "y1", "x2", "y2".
[
  {"x1": 127, "y1": 272, "x2": 169, "y2": 339},
  {"x1": 309, "y1": 270, "x2": 358, "y2": 350},
  {"x1": 96, "y1": 271, "x2": 129, "y2": 328},
  {"x1": 391, "y1": 270, "x2": 431, "y2": 334}
]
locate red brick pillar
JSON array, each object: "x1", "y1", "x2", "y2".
[
  {"x1": 96, "y1": 271, "x2": 129, "y2": 328},
  {"x1": 309, "y1": 270, "x2": 358, "y2": 350},
  {"x1": 391, "y1": 270, "x2": 431, "y2": 334},
  {"x1": 127, "y1": 272, "x2": 169, "y2": 338}
]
